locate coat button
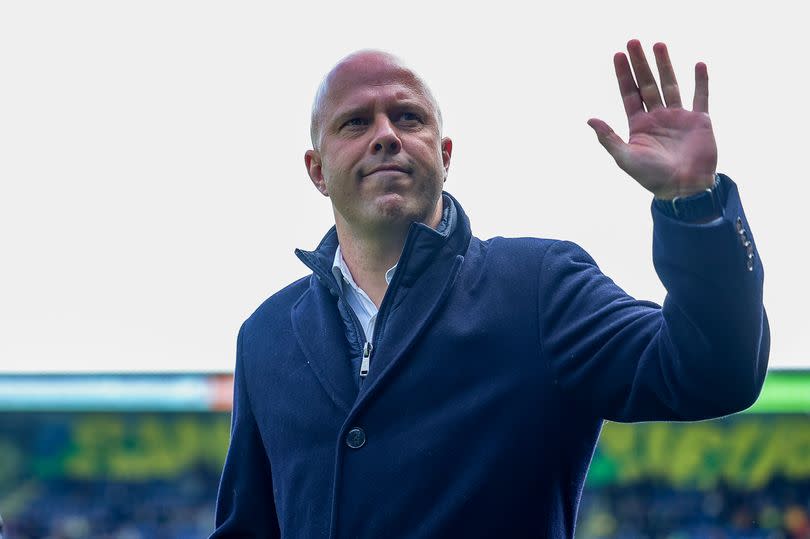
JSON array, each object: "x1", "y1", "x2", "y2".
[
  {"x1": 736, "y1": 217, "x2": 744, "y2": 233},
  {"x1": 346, "y1": 428, "x2": 366, "y2": 449}
]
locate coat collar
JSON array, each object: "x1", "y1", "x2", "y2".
[
  {"x1": 291, "y1": 192, "x2": 472, "y2": 413},
  {"x1": 293, "y1": 191, "x2": 467, "y2": 292}
]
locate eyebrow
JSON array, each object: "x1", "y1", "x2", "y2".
[
  {"x1": 330, "y1": 101, "x2": 432, "y2": 129},
  {"x1": 330, "y1": 106, "x2": 370, "y2": 128}
]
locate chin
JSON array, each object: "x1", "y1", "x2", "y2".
[{"x1": 372, "y1": 193, "x2": 429, "y2": 225}]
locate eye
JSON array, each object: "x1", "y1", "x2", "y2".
[
  {"x1": 399, "y1": 112, "x2": 422, "y2": 123},
  {"x1": 341, "y1": 118, "x2": 368, "y2": 129}
]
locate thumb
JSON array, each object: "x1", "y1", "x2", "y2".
[{"x1": 587, "y1": 118, "x2": 626, "y2": 162}]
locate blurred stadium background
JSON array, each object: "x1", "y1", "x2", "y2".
[
  {"x1": 2, "y1": 2, "x2": 804, "y2": 536},
  {"x1": 1, "y1": 371, "x2": 808, "y2": 539}
]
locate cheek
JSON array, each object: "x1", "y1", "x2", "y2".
[
  {"x1": 410, "y1": 137, "x2": 444, "y2": 166},
  {"x1": 323, "y1": 142, "x2": 363, "y2": 176},
  {"x1": 321, "y1": 157, "x2": 352, "y2": 189},
  {"x1": 410, "y1": 144, "x2": 447, "y2": 180}
]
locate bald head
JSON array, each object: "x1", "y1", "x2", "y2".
[{"x1": 309, "y1": 50, "x2": 443, "y2": 150}]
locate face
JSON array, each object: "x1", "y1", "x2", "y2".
[{"x1": 305, "y1": 53, "x2": 452, "y2": 236}]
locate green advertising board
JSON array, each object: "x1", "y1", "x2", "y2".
[{"x1": 0, "y1": 371, "x2": 807, "y2": 492}]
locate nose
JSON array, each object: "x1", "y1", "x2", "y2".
[{"x1": 370, "y1": 116, "x2": 402, "y2": 155}]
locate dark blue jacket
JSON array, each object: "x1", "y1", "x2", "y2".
[{"x1": 211, "y1": 173, "x2": 769, "y2": 538}]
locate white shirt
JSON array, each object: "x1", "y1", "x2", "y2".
[{"x1": 332, "y1": 245, "x2": 397, "y2": 343}]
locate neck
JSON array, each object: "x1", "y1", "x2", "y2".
[{"x1": 335, "y1": 200, "x2": 443, "y2": 308}]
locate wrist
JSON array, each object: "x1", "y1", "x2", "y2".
[
  {"x1": 653, "y1": 174, "x2": 723, "y2": 222},
  {"x1": 653, "y1": 174, "x2": 717, "y2": 201}
]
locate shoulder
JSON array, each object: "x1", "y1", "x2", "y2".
[
  {"x1": 474, "y1": 236, "x2": 595, "y2": 267},
  {"x1": 470, "y1": 237, "x2": 606, "y2": 296},
  {"x1": 458, "y1": 236, "x2": 597, "y2": 295},
  {"x1": 241, "y1": 274, "x2": 311, "y2": 336}
]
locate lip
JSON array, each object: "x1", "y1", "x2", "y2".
[{"x1": 365, "y1": 165, "x2": 409, "y2": 176}]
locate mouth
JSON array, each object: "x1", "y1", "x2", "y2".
[{"x1": 364, "y1": 165, "x2": 410, "y2": 176}]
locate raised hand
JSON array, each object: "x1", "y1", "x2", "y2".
[{"x1": 587, "y1": 40, "x2": 717, "y2": 200}]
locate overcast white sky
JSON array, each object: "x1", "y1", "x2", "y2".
[{"x1": 1, "y1": 1, "x2": 803, "y2": 372}]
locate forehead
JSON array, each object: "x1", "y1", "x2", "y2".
[{"x1": 322, "y1": 60, "x2": 433, "y2": 115}]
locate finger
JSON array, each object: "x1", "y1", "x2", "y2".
[
  {"x1": 693, "y1": 62, "x2": 709, "y2": 114},
  {"x1": 627, "y1": 39, "x2": 664, "y2": 111},
  {"x1": 652, "y1": 42, "x2": 682, "y2": 108},
  {"x1": 587, "y1": 118, "x2": 627, "y2": 164},
  {"x1": 614, "y1": 52, "x2": 644, "y2": 120}
]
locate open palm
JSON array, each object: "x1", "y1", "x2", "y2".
[{"x1": 588, "y1": 40, "x2": 717, "y2": 200}]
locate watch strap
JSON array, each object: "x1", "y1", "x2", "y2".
[{"x1": 653, "y1": 174, "x2": 723, "y2": 221}]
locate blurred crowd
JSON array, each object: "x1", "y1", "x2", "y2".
[
  {"x1": 1, "y1": 474, "x2": 809, "y2": 538},
  {"x1": 2, "y1": 470, "x2": 217, "y2": 539},
  {"x1": 579, "y1": 479, "x2": 810, "y2": 539}
]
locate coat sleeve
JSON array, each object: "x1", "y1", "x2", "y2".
[
  {"x1": 538, "y1": 173, "x2": 770, "y2": 422},
  {"x1": 210, "y1": 323, "x2": 281, "y2": 538}
]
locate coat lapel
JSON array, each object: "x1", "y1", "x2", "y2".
[
  {"x1": 291, "y1": 276, "x2": 358, "y2": 415},
  {"x1": 291, "y1": 191, "x2": 472, "y2": 416},
  {"x1": 354, "y1": 234, "x2": 466, "y2": 406}
]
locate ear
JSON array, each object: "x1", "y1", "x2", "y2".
[
  {"x1": 304, "y1": 149, "x2": 329, "y2": 197},
  {"x1": 440, "y1": 137, "x2": 453, "y2": 181}
]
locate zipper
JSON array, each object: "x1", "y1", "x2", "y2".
[
  {"x1": 296, "y1": 228, "x2": 418, "y2": 387},
  {"x1": 297, "y1": 256, "x2": 378, "y2": 386},
  {"x1": 331, "y1": 288, "x2": 374, "y2": 387},
  {"x1": 336, "y1": 293, "x2": 372, "y2": 386},
  {"x1": 294, "y1": 251, "x2": 371, "y2": 384},
  {"x1": 360, "y1": 341, "x2": 373, "y2": 379},
  {"x1": 358, "y1": 228, "x2": 417, "y2": 383}
]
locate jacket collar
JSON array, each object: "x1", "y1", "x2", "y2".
[
  {"x1": 290, "y1": 191, "x2": 472, "y2": 414},
  {"x1": 294, "y1": 191, "x2": 471, "y2": 292}
]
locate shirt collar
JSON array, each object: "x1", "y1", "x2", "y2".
[
  {"x1": 332, "y1": 246, "x2": 397, "y2": 296},
  {"x1": 296, "y1": 192, "x2": 469, "y2": 296},
  {"x1": 330, "y1": 195, "x2": 454, "y2": 295}
]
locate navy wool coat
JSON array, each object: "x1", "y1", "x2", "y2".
[{"x1": 211, "y1": 173, "x2": 769, "y2": 539}]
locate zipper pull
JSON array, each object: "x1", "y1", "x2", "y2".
[{"x1": 360, "y1": 342, "x2": 373, "y2": 378}]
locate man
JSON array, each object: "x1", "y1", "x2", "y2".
[{"x1": 211, "y1": 40, "x2": 769, "y2": 538}]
